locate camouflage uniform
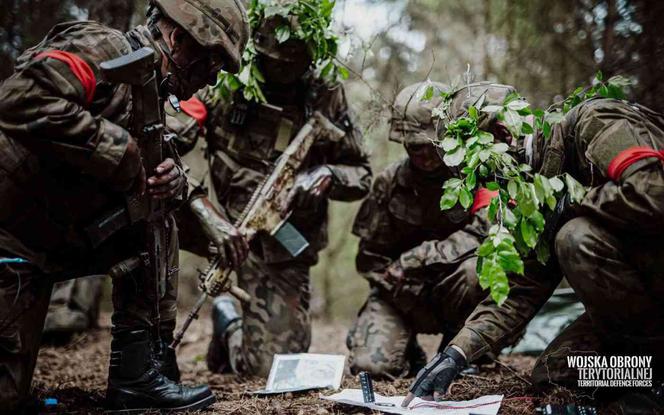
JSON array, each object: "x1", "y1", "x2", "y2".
[
  {"x1": 346, "y1": 82, "x2": 488, "y2": 377},
  {"x1": 43, "y1": 277, "x2": 104, "y2": 337},
  {"x1": 202, "y1": 77, "x2": 371, "y2": 376},
  {"x1": 443, "y1": 97, "x2": 664, "y2": 388},
  {"x1": 347, "y1": 158, "x2": 490, "y2": 377},
  {"x1": 0, "y1": 21, "x2": 184, "y2": 409}
]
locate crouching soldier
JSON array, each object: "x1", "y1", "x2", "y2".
[
  {"x1": 0, "y1": 0, "x2": 249, "y2": 412},
  {"x1": 202, "y1": 10, "x2": 372, "y2": 377},
  {"x1": 347, "y1": 82, "x2": 489, "y2": 378},
  {"x1": 404, "y1": 83, "x2": 664, "y2": 412}
]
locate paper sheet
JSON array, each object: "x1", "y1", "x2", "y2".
[
  {"x1": 254, "y1": 354, "x2": 346, "y2": 394},
  {"x1": 321, "y1": 389, "x2": 503, "y2": 415}
]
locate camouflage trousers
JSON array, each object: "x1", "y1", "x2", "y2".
[
  {"x1": 0, "y1": 217, "x2": 180, "y2": 411},
  {"x1": 43, "y1": 276, "x2": 104, "y2": 337},
  {"x1": 347, "y1": 257, "x2": 484, "y2": 378},
  {"x1": 222, "y1": 253, "x2": 311, "y2": 377},
  {"x1": 531, "y1": 215, "x2": 664, "y2": 389}
]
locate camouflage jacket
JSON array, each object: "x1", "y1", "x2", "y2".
[
  {"x1": 451, "y1": 98, "x2": 664, "y2": 361},
  {"x1": 199, "y1": 78, "x2": 371, "y2": 264},
  {"x1": 353, "y1": 159, "x2": 488, "y2": 301},
  {"x1": 0, "y1": 21, "x2": 183, "y2": 273}
]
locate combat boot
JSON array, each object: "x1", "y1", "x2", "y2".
[
  {"x1": 106, "y1": 329, "x2": 215, "y2": 413},
  {"x1": 206, "y1": 296, "x2": 241, "y2": 373},
  {"x1": 155, "y1": 320, "x2": 181, "y2": 382}
]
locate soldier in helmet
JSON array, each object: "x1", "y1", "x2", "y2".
[
  {"x1": 193, "y1": 11, "x2": 371, "y2": 377},
  {"x1": 346, "y1": 82, "x2": 488, "y2": 378},
  {"x1": 403, "y1": 83, "x2": 664, "y2": 412},
  {"x1": 0, "y1": 0, "x2": 249, "y2": 412}
]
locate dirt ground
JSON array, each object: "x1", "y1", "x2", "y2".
[{"x1": 33, "y1": 311, "x2": 583, "y2": 414}]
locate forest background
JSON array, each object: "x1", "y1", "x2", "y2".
[{"x1": 2, "y1": 0, "x2": 662, "y2": 320}]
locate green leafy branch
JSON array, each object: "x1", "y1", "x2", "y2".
[
  {"x1": 431, "y1": 72, "x2": 630, "y2": 305},
  {"x1": 214, "y1": 0, "x2": 347, "y2": 103}
]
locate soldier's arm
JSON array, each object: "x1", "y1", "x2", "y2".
[
  {"x1": 320, "y1": 84, "x2": 372, "y2": 201},
  {"x1": 397, "y1": 215, "x2": 489, "y2": 275},
  {"x1": 0, "y1": 56, "x2": 131, "y2": 185},
  {"x1": 353, "y1": 173, "x2": 399, "y2": 276}
]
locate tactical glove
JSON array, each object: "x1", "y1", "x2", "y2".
[
  {"x1": 287, "y1": 166, "x2": 334, "y2": 211},
  {"x1": 401, "y1": 346, "x2": 466, "y2": 407},
  {"x1": 190, "y1": 197, "x2": 249, "y2": 269}
]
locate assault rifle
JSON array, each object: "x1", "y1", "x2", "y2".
[
  {"x1": 98, "y1": 47, "x2": 169, "y2": 339},
  {"x1": 170, "y1": 111, "x2": 345, "y2": 348}
]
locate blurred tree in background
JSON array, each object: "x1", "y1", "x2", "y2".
[{"x1": 1, "y1": 0, "x2": 662, "y2": 320}]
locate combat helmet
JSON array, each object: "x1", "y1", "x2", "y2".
[
  {"x1": 153, "y1": 0, "x2": 250, "y2": 73},
  {"x1": 253, "y1": 14, "x2": 311, "y2": 64},
  {"x1": 441, "y1": 82, "x2": 520, "y2": 132},
  {"x1": 390, "y1": 81, "x2": 450, "y2": 145}
]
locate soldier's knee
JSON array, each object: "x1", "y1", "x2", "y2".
[
  {"x1": 348, "y1": 350, "x2": 407, "y2": 378},
  {"x1": 554, "y1": 217, "x2": 593, "y2": 273}
]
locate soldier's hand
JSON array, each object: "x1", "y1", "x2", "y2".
[
  {"x1": 112, "y1": 138, "x2": 146, "y2": 195},
  {"x1": 385, "y1": 260, "x2": 405, "y2": 284},
  {"x1": 190, "y1": 197, "x2": 249, "y2": 269},
  {"x1": 148, "y1": 158, "x2": 185, "y2": 200},
  {"x1": 401, "y1": 347, "x2": 466, "y2": 407},
  {"x1": 287, "y1": 166, "x2": 334, "y2": 211}
]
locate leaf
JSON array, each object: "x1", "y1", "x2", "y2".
[
  {"x1": 479, "y1": 149, "x2": 492, "y2": 162},
  {"x1": 549, "y1": 176, "x2": 564, "y2": 192},
  {"x1": 478, "y1": 131, "x2": 494, "y2": 144},
  {"x1": 422, "y1": 85, "x2": 434, "y2": 101},
  {"x1": 491, "y1": 143, "x2": 509, "y2": 154},
  {"x1": 275, "y1": 25, "x2": 291, "y2": 43},
  {"x1": 338, "y1": 66, "x2": 350, "y2": 80},
  {"x1": 530, "y1": 210, "x2": 545, "y2": 232},
  {"x1": 440, "y1": 188, "x2": 460, "y2": 210},
  {"x1": 507, "y1": 100, "x2": 530, "y2": 111},
  {"x1": 477, "y1": 239, "x2": 495, "y2": 257},
  {"x1": 465, "y1": 171, "x2": 477, "y2": 189},
  {"x1": 564, "y1": 173, "x2": 587, "y2": 203},
  {"x1": 443, "y1": 178, "x2": 463, "y2": 189},
  {"x1": 459, "y1": 187, "x2": 473, "y2": 209},
  {"x1": 507, "y1": 180, "x2": 518, "y2": 199},
  {"x1": 544, "y1": 111, "x2": 564, "y2": 124},
  {"x1": 520, "y1": 218, "x2": 538, "y2": 248},
  {"x1": 468, "y1": 106, "x2": 479, "y2": 120},
  {"x1": 443, "y1": 146, "x2": 466, "y2": 167},
  {"x1": 521, "y1": 122, "x2": 534, "y2": 135},
  {"x1": 595, "y1": 70, "x2": 604, "y2": 81},
  {"x1": 441, "y1": 136, "x2": 459, "y2": 152},
  {"x1": 486, "y1": 181, "x2": 500, "y2": 191},
  {"x1": 502, "y1": 109, "x2": 523, "y2": 136}
]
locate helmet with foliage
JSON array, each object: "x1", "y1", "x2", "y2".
[
  {"x1": 441, "y1": 82, "x2": 520, "y2": 132},
  {"x1": 390, "y1": 81, "x2": 449, "y2": 145},
  {"x1": 254, "y1": 14, "x2": 311, "y2": 63},
  {"x1": 153, "y1": 0, "x2": 250, "y2": 73}
]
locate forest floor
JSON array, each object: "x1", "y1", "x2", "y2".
[{"x1": 34, "y1": 312, "x2": 588, "y2": 414}]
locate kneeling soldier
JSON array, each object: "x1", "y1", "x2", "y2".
[{"x1": 347, "y1": 82, "x2": 488, "y2": 378}]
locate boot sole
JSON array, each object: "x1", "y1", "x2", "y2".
[{"x1": 105, "y1": 393, "x2": 216, "y2": 414}]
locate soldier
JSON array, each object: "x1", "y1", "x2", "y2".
[
  {"x1": 346, "y1": 82, "x2": 487, "y2": 378},
  {"x1": 0, "y1": 0, "x2": 249, "y2": 412},
  {"x1": 201, "y1": 13, "x2": 372, "y2": 377},
  {"x1": 403, "y1": 83, "x2": 664, "y2": 412}
]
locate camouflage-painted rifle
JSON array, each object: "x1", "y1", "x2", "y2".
[{"x1": 170, "y1": 111, "x2": 345, "y2": 348}]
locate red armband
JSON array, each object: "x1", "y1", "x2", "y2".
[
  {"x1": 470, "y1": 187, "x2": 500, "y2": 215},
  {"x1": 606, "y1": 146, "x2": 664, "y2": 182},
  {"x1": 36, "y1": 50, "x2": 96, "y2": 107},
  {"x1": 180, "y1": 97, "x2": 208, "y2": 128}
]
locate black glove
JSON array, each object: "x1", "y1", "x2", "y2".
[{"x1": 401, "y1": 346, "x2": 466, "y2": 407}]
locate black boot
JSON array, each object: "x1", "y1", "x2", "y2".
[
  {"x1": 406, "y1": 337, "x2": 428, "y2": 376},
  {"x1": 106, "y1": 329, "x2": 215, "y2": 414},
  {"x1": 156, "y1": 321, "x2": 181, "y2": 382},
  {"x1": 206, "y1": 296, "x2": 241, "y2": 373}
]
